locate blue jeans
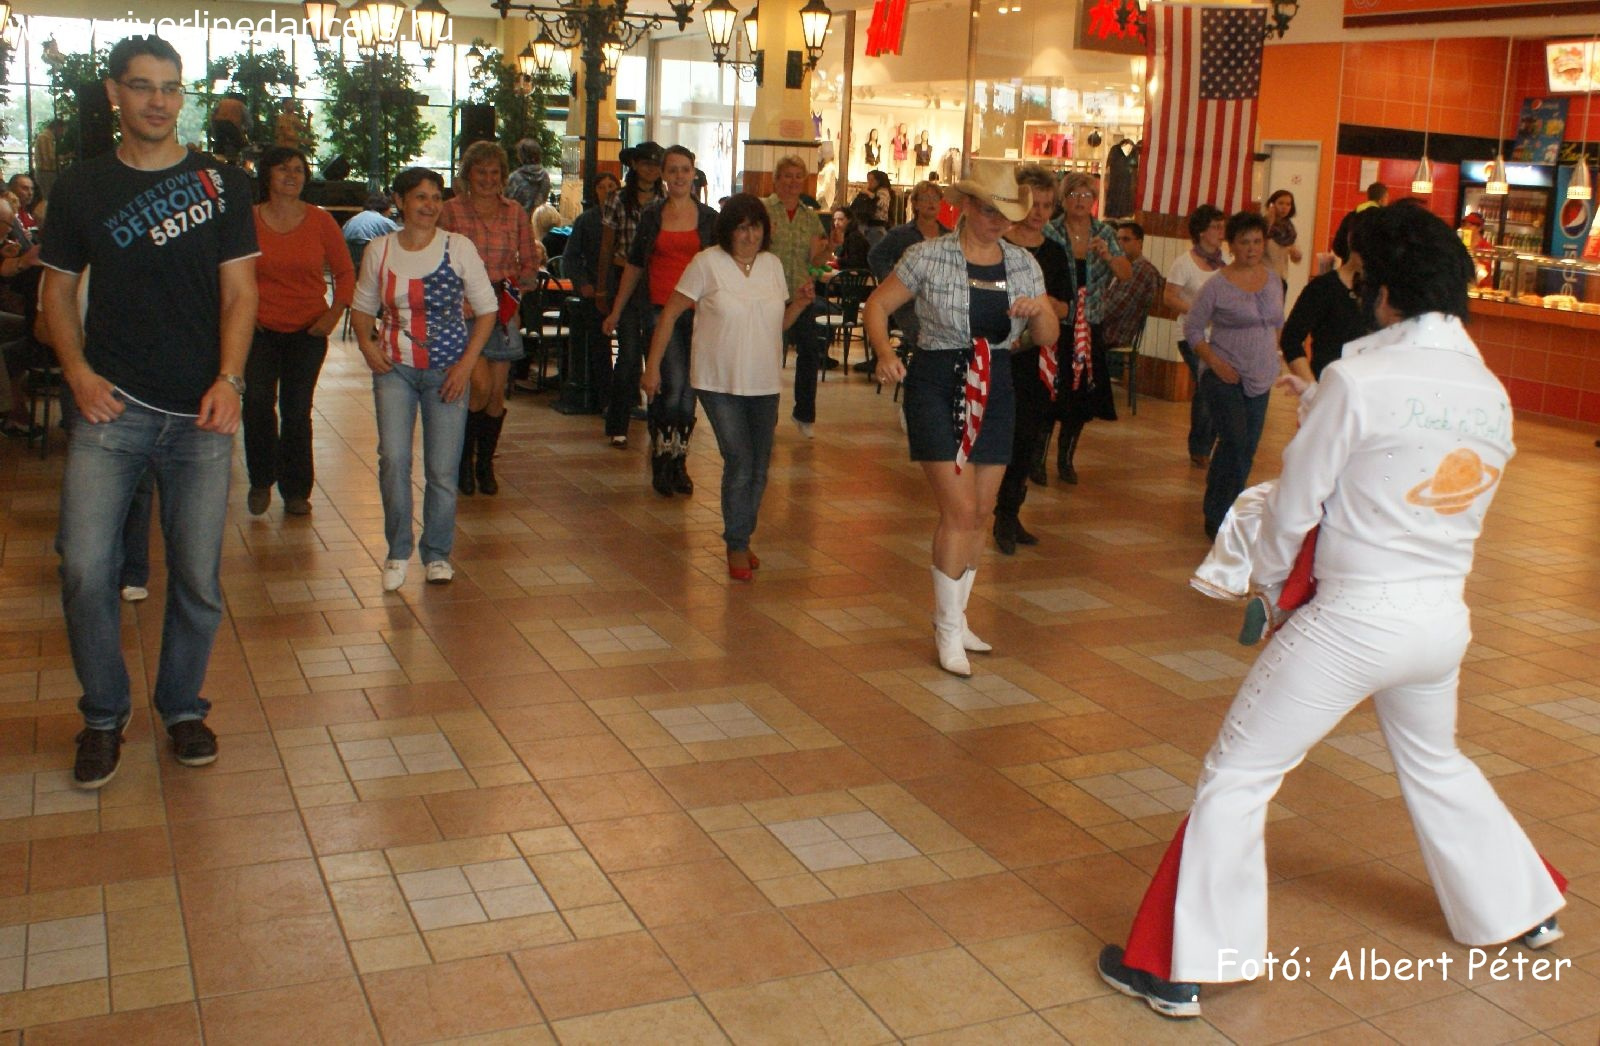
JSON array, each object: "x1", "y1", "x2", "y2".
[
  {"x1": 647, "y1": 306, "x2": 696, "y2": 452},
  {"x1": 58, "y1": 399, "x2": 230, "y2": 730},
  {"x1": 120, "y1": 469, "x2": 156, "y2": 589},
  {"x1": 1179, "y1": 339, "x2": 1218, "y2": 461},
  {"x1": 790, "y1": 303, "x2": 824, "y2": 424},
  {"x1": 374, "y1": 364, "x2": 468, "y2": 564},
  {"x1": 698, "y1": 391, "x2": 778, "y2": 551},
  {"x1": 1199, "y1": 370, "x2": 1270, "y2": 533}
]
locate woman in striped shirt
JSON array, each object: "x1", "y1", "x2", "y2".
[{"x1": 351, "y1": 167, "x2": 497, "y2": 592}]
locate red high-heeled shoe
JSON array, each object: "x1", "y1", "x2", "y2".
[{"x1": 728, "y1": 551, "x2": 753, "y2": 582}]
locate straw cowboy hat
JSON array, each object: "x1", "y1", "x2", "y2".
[{"x1": 945, "y1": 165, "x2": 1031, "y2": 222}]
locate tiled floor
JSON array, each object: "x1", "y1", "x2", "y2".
[{"x1": 1, "y1": 332, "x2": 1598, "y2": 1043}]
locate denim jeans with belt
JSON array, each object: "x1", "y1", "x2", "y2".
[
  {"x1": 374, "y1": 364, "x2": 468, "y2": 564},
  {"x1": 1199, "y1": 370, "x2": 1269, "y2": 533},
  {"x1": 244, "y1": 327, "x2": 330, "y2": 499},
  {"x1": 697, "y1": 391, "x2": 778, "y2": 551},
  {"x1": 58, "y1": 398, "x2": 231, "y2": 730}
]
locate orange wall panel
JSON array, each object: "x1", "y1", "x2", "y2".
[{"x1": 1258, "y1": 43, "x2": 1344, "y2": 256}]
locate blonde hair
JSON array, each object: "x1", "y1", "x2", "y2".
[
  {"x1": 532, "y1": 203, "x2": 562, "y2": 239},
  {"x1": 458, "y1": 140, "x2": 509, "y2": 185},
  {"x1": 773, "y1": 154, "x2": 808, "y2": 179},
  {"x1": 1061, "y1": 171, "x2": 1096, "y2": 198}
]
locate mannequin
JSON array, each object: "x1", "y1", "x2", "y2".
[
  {"x1": 1106, "y1": 137, "x2": 1139, "y2": 218},
  {"x1": 864, "y1": 128, "x2": 882, "y2": 168},
  {"x1": 891, "y1": 123, "x2": 910, "y2": 182},
  {"x1": 914, "y1": 130, "x2": 932, "y2": 178}
]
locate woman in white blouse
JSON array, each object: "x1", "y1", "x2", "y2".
[
  {"x1": 351, "y1": 167, "x2": 496, "y2": 592},
  {"x1": 642, "y1": 194, "x2": 815, "y2": 581}
]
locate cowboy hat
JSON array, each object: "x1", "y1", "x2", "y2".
[{"x1": 945, "y1": 163, "x2": 1031, "y2": 222}]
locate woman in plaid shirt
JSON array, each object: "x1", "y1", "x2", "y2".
[{"x1": 439, "y1": 140, "x2": 544, "y2": 496}]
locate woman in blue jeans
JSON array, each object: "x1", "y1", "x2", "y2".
[
  {"x1": 1183, "y1": 211, "x2": 1284, "y2": 538},
  {"x1": 642, "y1": 194, "x2": 815, "y2": 580},
  {"x1": 351, "y1": 167, "x2": 496, "y2": 591}
]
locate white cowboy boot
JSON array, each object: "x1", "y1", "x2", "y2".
[
  {"x1": 932, "y1": 567, "x2": 972, "y2": 677},
  {"x1": 956, "y1": 567, "x2": 992, "y2": 653}
]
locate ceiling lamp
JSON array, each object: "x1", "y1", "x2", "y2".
[
  {"x1": 1485, "y1": 38, "x2": 1514, "y2": 196},
  {"x1": 303, "y1": 0, "x2": 341, "y2": 43},
  {"x1": 365, "y1": 0, "x2": 407, "y2": 44},
  {"x1": 1569, "y1": 37, "x2": 1595, "y2": 202},
  {"x1": 798, "y1": 0, "x2": 831, "y2": 69},
  {"x1": 411, "y1": 0, "x2": 448, "y2": 52},
  {"x1": 1413, "y1": 39, "x2": 1438, "y2": 194},
  {"x1": 351, "y1": 2, "x2": 378, "y2": 50}
]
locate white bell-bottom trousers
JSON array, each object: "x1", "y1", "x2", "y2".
[{"x1": 1164, "y1": 580, "x2": 1565, "y2": 983}]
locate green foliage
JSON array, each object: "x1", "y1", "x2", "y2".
[
  {"x1": 463, "y1": 45, "x2": 565, "y2": 169},
  {"x1": 315, "y1": 48, "x2": 433, "y2": 188},
  {"x1": 202, "y1": 46, "x2": 318, "y2": 156},
  {"x1": 45, "y1": 45, "x2": 112, "y2": 170}
]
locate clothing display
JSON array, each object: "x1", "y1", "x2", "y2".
[
  {"x1": 1106, "y1": 139, "x2": 1138, "y2": 218},
  {"x1": 914, "y1": 135, "x2": 933, "y2": 168}
]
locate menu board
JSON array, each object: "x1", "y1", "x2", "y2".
[
  {"x1": 1511, "y1": 97, "x2": 1570, "y2": 164},
  {"x1": 1546, "y1": 40, "x2": 1600, "y2": 94}
]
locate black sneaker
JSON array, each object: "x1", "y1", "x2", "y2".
[
  {"x1": 74, "y1": 721, "x2": 127, "y2": 789},
  {"x1": 1098, "y1": 944, "x2": 1201, "y2": 1019},
  {"x1": 1520, "y1": 916, "x2": 1563, "y2": 950},
  {"x1": 169, "y1": 720, "x2": 218, "y2": 767}
]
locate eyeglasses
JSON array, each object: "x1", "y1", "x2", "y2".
[
  {"x1": 118, "y1": 79, "x2": 184, "y2": 99},
  {"x1": 1065, "y1": 191, "x2": 1095, "y2": 200}
]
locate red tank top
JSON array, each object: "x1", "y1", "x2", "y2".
[{"x1": 649, "y1": 228, "x2": 702, "y2": 306}]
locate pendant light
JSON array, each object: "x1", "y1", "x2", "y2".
[
  {"x1": 1568, "y1": 36, "x2": 1595, "y2": 202},
  {"x1": 1412, "y1": 39, "x2": 1438, "y2": 194},
  {"x1": 1484, "y1": 37, "x2": 1513, "y2": 196}
]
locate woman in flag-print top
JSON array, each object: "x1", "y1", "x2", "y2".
[{"x1": 351, "y1": 166, "x2": 497, "y2": 594}]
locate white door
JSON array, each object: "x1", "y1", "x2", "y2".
[{"x1": 1261, "y1": 141, "x2": 1321, "y2": 314}]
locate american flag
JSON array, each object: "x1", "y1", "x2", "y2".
[{"x1": 1140, "y1": 2, "x2": 1267, "y2": 218}]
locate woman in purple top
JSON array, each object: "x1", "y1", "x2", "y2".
[{"x1": 1184, "y1": 211, "x2": 1284, "y2": 539}]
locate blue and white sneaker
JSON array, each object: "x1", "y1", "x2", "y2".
[
  {"x1": 1098, "y1": 944, "x2": 1201, "y2": 1019},
  {"x1": 1520, "y1": 916, "x2": 1563, "y2": 950}
]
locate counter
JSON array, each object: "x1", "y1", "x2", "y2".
[{"x1": 1466, "y1": 299, "x2": 1600, "y2": 424}]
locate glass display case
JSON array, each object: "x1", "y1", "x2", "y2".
[{"x1": 1467, "y1": 249, "x2": 1600, "y2": 314}]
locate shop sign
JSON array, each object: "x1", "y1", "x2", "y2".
[
  {"x1": 1344, "y1": 0, "x2": 1600, "y2": 28},
  {"x1": 1546, "y1": 40, "x2": 1600, "y2": 94},
  {"x1": 1510, "y1": 97, "x2": 1569, "y2": 165},
  {"x1": 1077, "y1": 0, "x2": 1145, "y2": 56},
  {"x1": 864, "y1": 0, "x2": 908, "y2": 57}
]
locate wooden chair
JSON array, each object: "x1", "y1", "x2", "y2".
[{"x1": 1105, "y1": 322, "x2": 1145, "y2": 415}]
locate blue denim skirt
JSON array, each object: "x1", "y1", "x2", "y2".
[
  {"x1": 902, "y1": 347, "x2": 1014, "y2": 464},
  {"x1": 481, "y1": 319, "x2": 526, "y2": 363}
]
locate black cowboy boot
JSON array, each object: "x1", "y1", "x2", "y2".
[
  {"x1": 458, "y1": 410, "x2": 482, "y2": 495},
  {"x1": 1058, "y1": 420, "x2": 1085, "y2": 485},
  {"x1": 476, "y1": 410, "x2": 504, "y2": 496}
]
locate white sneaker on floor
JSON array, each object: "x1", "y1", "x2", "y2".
[
  {"x1": 425, "y1": 560, "x2": 455, "y2": 584},
  {"x1": 381, "y1": 559, "x2": 408, "y2": 591},
  {"x1": 793, "y1": 419, "x2": 814, "y2": 439},
  {"x1": 120, "y1": 586, "x2": 148, "y2": 603}
]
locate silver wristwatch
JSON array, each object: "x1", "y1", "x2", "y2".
[{"x1": 217, "y1": 373, "x2": 246, "y2": 396}]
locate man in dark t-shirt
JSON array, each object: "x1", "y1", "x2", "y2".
[{"x1": 41, "y1": 36, "x2": 259, "y2": 789}]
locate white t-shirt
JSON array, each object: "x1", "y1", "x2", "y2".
[
  {"x1": 675, "y1": 248, "x2": 788, "y2": 396},
  {"x1": 1166, "y1": 250, "x2": 1222, "y2": 311}
]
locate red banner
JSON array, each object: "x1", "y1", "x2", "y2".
[{"x1": 864, "y1": 0, "x2": 908, "y2": 57}]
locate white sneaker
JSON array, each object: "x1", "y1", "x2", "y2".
[
  {"x1": 381, "y1": 559, "x2": 408, "y2": 591},
  {"x1": 120, "y1": 586, "x2": 148, "y2": 603},
  {"x1": 793, "y1": 418, "x2": 814, "y2": 439},
  {"x1": 425, "y1": 560, "x2": 455, "y2": 584}
]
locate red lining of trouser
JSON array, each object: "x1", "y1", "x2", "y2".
[
  {"x1": 1121, "y1": 821, "x2": 1570, "y2": 983},
  {"x1": 1121, "y1": 814, "x2": 1186, "y2": 981}
]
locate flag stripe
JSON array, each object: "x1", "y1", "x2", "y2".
[{"x1": 1140, "y1": 2, "x2": 1265, "y2": 218}]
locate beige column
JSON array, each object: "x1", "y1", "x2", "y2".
[{"x1": 742, "y1": 0, "x2": 820, "y2": 195}]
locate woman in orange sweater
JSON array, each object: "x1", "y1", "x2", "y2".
[{"x1": 245, "y1": 145, "x2": 355, "y2": 516}]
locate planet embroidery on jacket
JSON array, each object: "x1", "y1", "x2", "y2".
[{"x1": 1405, "y1": 448, "x2": 1501, "y2": 516}]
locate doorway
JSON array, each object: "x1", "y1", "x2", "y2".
[{"x1": 1260, "y1": 140, "x2": 1321, "y2": 313}]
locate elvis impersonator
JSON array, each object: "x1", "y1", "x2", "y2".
[{"x1": 1097, "y1": 201, "x2": 1566, "y2": 1018}]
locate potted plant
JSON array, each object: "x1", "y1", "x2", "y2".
[
  {"x1": 316, "y1": 48, "x2": 432, "y2": 188},
  {"x1": 461, "y1": 44, "x2": 564, "y2": 172},
  {"x1": 204, "y1": 45, "x2": 319, "y2": 157}
]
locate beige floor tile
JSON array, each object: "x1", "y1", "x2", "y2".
[
  {"x1": 701, "y1": 971, "x2": 895, "y2": 1045},
  {"x1": 839, "y1": 947, "x2": 1030, "y2": 1038},
  {"x1": 550, "y1": 997, "x2": 729, "y2": 1045}
]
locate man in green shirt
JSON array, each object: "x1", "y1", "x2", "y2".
[{"x1": 763, "y1": 156, "x2": 831, "y2": 437}]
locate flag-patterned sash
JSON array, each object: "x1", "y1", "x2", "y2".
[
  {"x1": 953, "y1": 338, "x2": 992, "y2": 474},
  {"x1": 1038, "y1": 341, "x2": 1059, "y2": 400},
  {"x1": 1071, "y1": 286, "x2": 1092, "y2": 392}
]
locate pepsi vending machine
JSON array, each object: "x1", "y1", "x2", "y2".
[{"x1": 1553, "y1": 159, "x2": 1596, "y2": 258}]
